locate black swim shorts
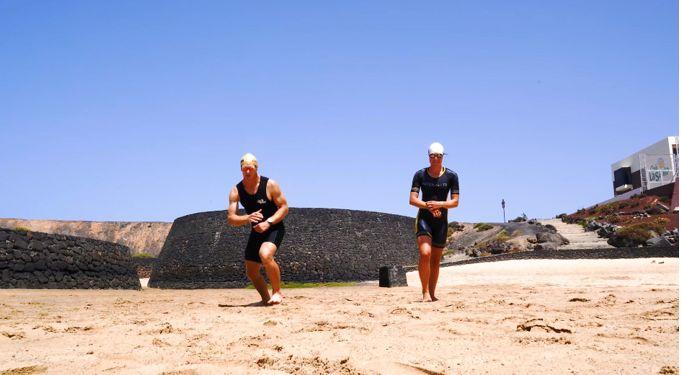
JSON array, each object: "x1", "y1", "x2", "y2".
[
  {"x1": 245, "y1": 224, "x2": 285, "y2": 263},
  {"x1": 415, "y1": 211, "x2": 448, "y2": 248}
]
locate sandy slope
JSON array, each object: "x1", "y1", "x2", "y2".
[{"x1": 0, "y1": 258, "x2": 678, "y2": 374}]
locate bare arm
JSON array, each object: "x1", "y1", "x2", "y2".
[
  {"x1": 409, "y1": 191, "x2": 429, "y2": 209},
  {"x1": 426, "y1": 194, "x2": 460, "y2": 210},
  {"x1": 266, "y1": 179, "x2": 289, "y2": 224},
  {"x1": 227, "y1": 186, "x2": 261, "y2": 227}
]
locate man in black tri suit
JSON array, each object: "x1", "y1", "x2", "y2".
[
  {"x1": 409, "y1": 142, "x2": 459, "y2": 302},
  {"x1": 227, "y1": 153, "x2": 289, "y2": 305}
]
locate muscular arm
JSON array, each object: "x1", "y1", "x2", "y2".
[
  {"x1": 227, "y1": 186, "x2": 252, "y2": 227},
  {"x1": 266, "y1": 179, "x2": 289, "y2": 224}
]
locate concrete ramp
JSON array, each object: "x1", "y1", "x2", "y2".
[{"x1": 540, "y1": 218, "x2": 614, "y2": 250}]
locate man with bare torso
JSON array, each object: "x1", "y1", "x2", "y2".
[{"x1": 227, "y1": 153, "x2": 289, "y2": 305}]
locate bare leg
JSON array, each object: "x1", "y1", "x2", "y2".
[
  {"x1": 245, "y1": 261, "x2": 270, "y2": 305},
  {"x1": 429, "y1": 246, "x2": 443, "y2": 301},
  {"x1": 259, "y1": 242, "x2": 283, "y2": 305},
  {"x1": 417, "y1": 236, "x2": 432, "y2": 302}
]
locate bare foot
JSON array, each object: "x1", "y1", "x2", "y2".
[
  {"x1": 430, "y1": 295, "x2": 439, "y2": 302},
  {"x1": 422, "y1": 292, "x2": 432, "y2": 302},
  {"x1": 268, "y1": 292, "x2": 283, "y2": 305}
]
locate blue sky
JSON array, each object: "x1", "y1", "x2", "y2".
[{"x1": 1, "y1": 1, "x2": 678, "y2": 223}]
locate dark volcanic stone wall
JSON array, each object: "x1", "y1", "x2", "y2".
[
  {"x1": 149, "y1": 208, "x2": 417, "y2": 288},
  {"x1": 0, "y1": 228, "x2": 140, "y2": 289}
]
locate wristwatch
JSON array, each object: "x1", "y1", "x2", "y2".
[{"x1": 266, "y1": 218, "x2": 275, "y2": 225}]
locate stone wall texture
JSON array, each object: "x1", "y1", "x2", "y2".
[
  {"x1": 149, "y1": 208, "x2": 418, "y2": 288},
  {"x1": 0, "y1": 228, "x2": 141, "y2": 289}
]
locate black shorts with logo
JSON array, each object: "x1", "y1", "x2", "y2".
[
  {"x1": 415, "y1": 210, "x2": 448, "y2": 248},
  {"x1": 245, "y1": 224, "x2": 285, "y2": 263}
]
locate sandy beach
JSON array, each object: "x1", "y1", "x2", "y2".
[{"x1": 1, "y1": 258, "x2": 678, "y2": 374}]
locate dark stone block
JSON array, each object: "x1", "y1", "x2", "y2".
[
  {"x1": 48, "y1": 243, "x2": 64, "y2": 252},
  {"x1": 379, "y1": 266, "x2": 407, "y2": 287},
  {"x1": 28, "y1": 240, "x2": 45, "y2": 251},
  {"x1": 647, "y1": 236, "x2": 672, "y2": 247},
  {"x1": 14, "y1": 238, "x2": 28, "y2": 249},
  {"x1": 34, "y1": 260, "x2": 46, "y2": 271}
]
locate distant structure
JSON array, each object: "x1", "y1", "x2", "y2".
[
  {"x1": 611, "y1": 136, "x2": 678, "y2": 199},
  {"x1": 149, "y1": 208, "x2": 417, "y2": 288}
]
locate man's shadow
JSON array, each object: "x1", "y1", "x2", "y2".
[{"x1": 218, "y1": 301, "x2": 268, "y2": 308}]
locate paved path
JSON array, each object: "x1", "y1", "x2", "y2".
[{"x1": 539, "y1": 218, "x2": 614, "y2": 250}]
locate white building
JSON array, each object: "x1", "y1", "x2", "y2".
[{"x1": 611, "y1": 136, "x2": 678, "y2": 198}]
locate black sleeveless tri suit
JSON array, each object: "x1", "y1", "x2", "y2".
[{"x1": 236, "y1": 176, "x2": 285, "y2": 263}]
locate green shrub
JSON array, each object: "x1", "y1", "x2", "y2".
[
  {"x1": 495, "y1": 229, "x2": 510, "y2": 242},
  {"x1": 132, "y1": 252, "x2": 155, "y2": 259},
  {"x1": 614, "y1": 226, "x2": 654, "y2": 246},
  {"x1": 14, "y1": 226, "x2": 31, "y2": 232},
  {"x1": 595, "y1": 202, "x2": 619, "y2": 215},
  {"x1": 614, "y1": 219, "x2": 669, "y2": 246},
  {"x1": 474, "y1": 223, "x2": 493, "y2": 232}
]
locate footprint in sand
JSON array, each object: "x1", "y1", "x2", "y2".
[
  {"x1": 659, "y1": 365, "x2": 678, "y2": 374},
  {"x1": 32, "y1": 325, "x2": 57, "y2": 333},
  {"x1": 516, "y1": 318, "x2": 572, "y2": 334},
  {"x1": 63, "y1": 326, "x2": 93, "y2": 333},
  {"x1": 159, "y1": 370, "x2": 199, "y2": 375},
  {"x1": 0, "y1": 365, "x2": 48, "y2": 374},
  {"x1": 1, "y1": 331, "x2": 25, "y2": 340}
]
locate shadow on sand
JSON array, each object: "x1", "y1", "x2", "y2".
[{"x1": 218, "y1": 301, "x2": 268, "y2": 308}]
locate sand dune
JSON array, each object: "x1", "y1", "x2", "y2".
[{"x1": 0, "y1": 258, "x2": 678, "y2": 374}]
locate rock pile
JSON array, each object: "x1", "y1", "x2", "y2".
[{"x1": 572, "y1": 219, "x2": 678, "y2": 248}]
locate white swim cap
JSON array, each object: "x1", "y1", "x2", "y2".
[
  {"x1": 240, "y1": 153, "x2": 258, "y2": 168},
  {"x1": 428, "y1": 142, "x2": 445, "y2": 155}
]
